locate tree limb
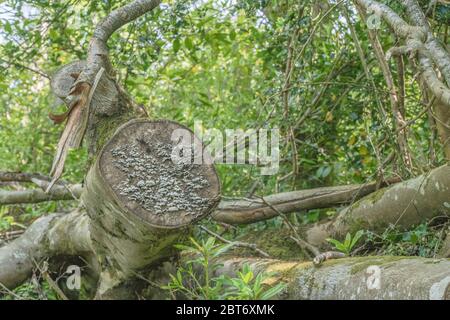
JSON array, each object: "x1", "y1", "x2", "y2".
[
  {"x1": 0, "y1": 184, "x2": 82, "y2": 205},
  {"x1": 213, "y1": 178, "x2": 400, "y2": 225}
]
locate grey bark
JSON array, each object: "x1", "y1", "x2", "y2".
[
  {"x1": 355, "y1": 0, "x2": 450, "y2": 105},
  {"x1": 307, "y1": 165, "x2": 450, "y2": 246},
  {"x1": 80, "y1": 119, "x2": 220, "y2": 298},
  {"x1": 0, "y1": 184, "x2": 82, "y2": 205},
  {"x1": 213, "y1": 179, "x2": 399, "y2": 225},
  {"x1": 0, "y1": 209, "x2": 91, "y2": 290}
]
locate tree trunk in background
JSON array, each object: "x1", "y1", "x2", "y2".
[{"x1": 433, "y1": 101, "x2": 450, "y2": 161}]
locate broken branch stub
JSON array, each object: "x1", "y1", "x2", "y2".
[{"x1": 50, "y1": 61, "x2": 87, "y2": 102}]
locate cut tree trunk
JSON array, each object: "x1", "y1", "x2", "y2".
[
  {"x1": 80, "y1": 118, "x2": 220, "y2": 298},
  {"x1": 0, "y1": 119, "x2": 221, "y2": 298}
]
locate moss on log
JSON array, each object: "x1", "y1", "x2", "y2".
[{"x1": 214, "y1": 256, "x2": 450, "y2": 300}]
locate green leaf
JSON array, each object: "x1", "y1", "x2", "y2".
[
  {"x1": 260, "y1": 283, "x2": 286, "y2": 300},
  {"x1": 350, "y1": 230, "x2": 364, "y2": 250},
  {"x1": 185, "y1": 37, "x2": 194, "y2": 50},
  {"x1": 173, "y1": 38, "x2": 181, "y2": 53},
  {"x1": 344, "y1": 232, "x2": 352, "y2": 249}
]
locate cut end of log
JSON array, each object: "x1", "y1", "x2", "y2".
[{"x1": 99, "y1": 119, "x2": 221, "y2": 228}]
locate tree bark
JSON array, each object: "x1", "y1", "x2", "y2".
[
  {"x1": 0, "y1": 209, "x2": 91, "y2": 290},
  {"x1": 307, "y1": 165, "x2": 450, "y2": 246},
  {"x1": 213, "y1": 256, "x2": 450, "y2": 300},
  {"x1": 213, "y1": 179, "x2": 399, "y2": 225},
  {"x1": 81, "y1": 118, "x2": 220, "y2": 298}
]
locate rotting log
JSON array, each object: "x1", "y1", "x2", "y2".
[
  {"x1": 213, "y1": 256, "x2": 450, "y2": 300},
  {"x1": 306, "y1": 165, "x2": 450, "y2": 246}
]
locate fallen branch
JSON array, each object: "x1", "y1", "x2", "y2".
[
  {"x1": 312, "y1": 251, "x2": 346, "y2": 265},
  {"x1": 0, "y1": 172, "x2": 52, "y2": 183},
  {"x1": 213, "y1": 178, "x2": 400, "y2": 225},
  {"x1": 0, "y1": 184, "x2": 82, "y2": 205},
  {"x1": 213, "y1": 256, "x2": 450, "y2": 300}
]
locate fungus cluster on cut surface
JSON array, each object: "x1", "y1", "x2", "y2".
[{"x1": 110, "y1": 133, "x2": 211, "y2": 216}]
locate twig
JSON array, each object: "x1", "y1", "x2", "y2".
[
  {"x1": 199, "y1": 225, "x2": 271, "y2": 259},
  {"x1": 257, "y1": 196, "x2": 320, "y2": 258},
  {"x1": 0, "y1": 281, "x2": 24, "y2": 300},
  {"x1": 312, "y1": 251, "x2": 346, "y2": 266},
  {"x1": 34, "y1": 260, "x2": 68, "y2": 300},
  {"x1": 0, "y1": 230, "x2": 24, "y2": 241}
]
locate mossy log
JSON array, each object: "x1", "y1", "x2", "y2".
[
  {"x1": 214, "y1": 256, "x2": 450, "y2": 300},
  {"x1": 307, "y1": 165, "x2": 450, "y2": 246}
]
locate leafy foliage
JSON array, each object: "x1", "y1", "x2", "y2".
[
  {"x1": 162, "y1": 237, "x2": 286, "y2": 300},
  {"x1": 363, "y1": 222, "x2": 449, "y2": 258},
  {"x1": 327, "y1": 230, "x2": 364, "y2": 255}
]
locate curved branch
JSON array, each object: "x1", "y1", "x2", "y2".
[
  {"x1": 401, "y1": 0, "x2": 450, "y2": 85},
  {"x1": 79, "y1": 0, "x2": 162, "y2": 86},
  {"x1": 93, "y1": 0, "x2": 161, "y2": 43},
  {"x1": 0, "y1": 209, "x2": 92, "y2": 289},
  {"x1": 354, "y1": 0, "x2": 426, "y2": 39},
  {"x1": 355, "y1": 0, "x2": 450, "y2": 106}
]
